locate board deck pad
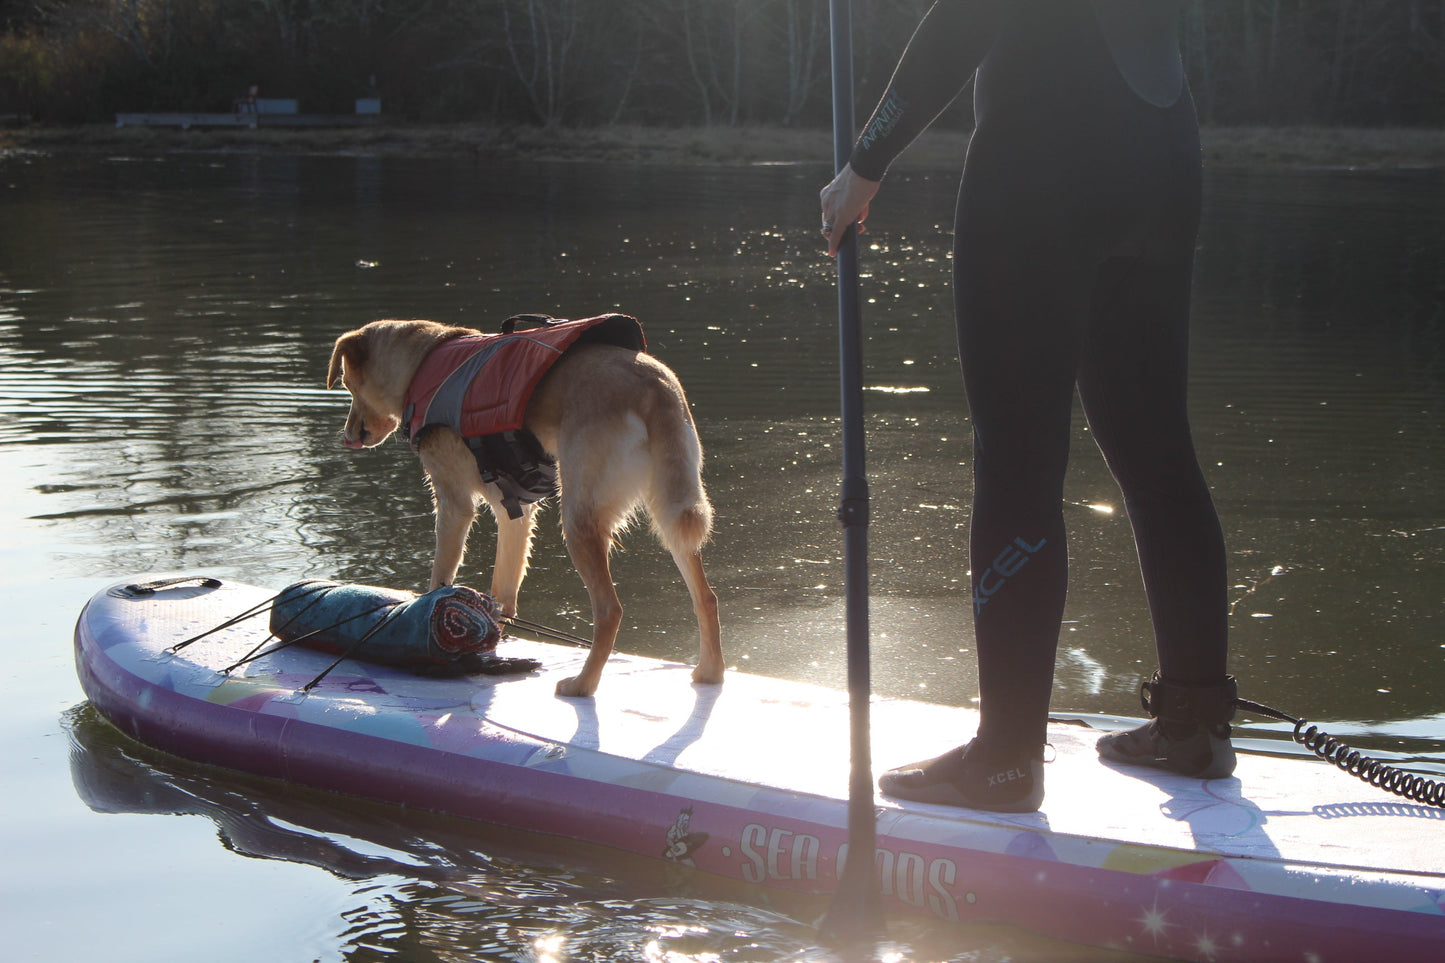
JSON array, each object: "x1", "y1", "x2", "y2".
[{"x1": 74, "y1": 577, "x2": 1445, "y2": 962}]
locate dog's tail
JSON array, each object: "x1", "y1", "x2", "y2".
[{"x1": 646, "y1": 391, "x2": 713, "y2": 558}]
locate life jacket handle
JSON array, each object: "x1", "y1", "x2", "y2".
[{"x1": 501, "y1": 313, "x2": 562, "y2": 334}]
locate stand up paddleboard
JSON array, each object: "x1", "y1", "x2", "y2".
[{"x1": 74, "y1": 575, "x2": 1445, "y2": 962}]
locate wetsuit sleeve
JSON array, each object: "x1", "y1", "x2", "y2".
[{"x1": 848, "y1": 0, "x2": 1009, "y2": 181}]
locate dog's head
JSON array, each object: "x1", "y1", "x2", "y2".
[{"x1": 327, "y1": 319, "x2": 472, "y2": 449}]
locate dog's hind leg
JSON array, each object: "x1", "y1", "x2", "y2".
[
  {"x1": 643, "y1": 398, "x2": 723, "y2": 685},
  {"x1": 553, "y1": 510, "x2": 624, "y2": 698},
  {"x1": 673, "y1": 547, "x2": 723, "y2": 684}
]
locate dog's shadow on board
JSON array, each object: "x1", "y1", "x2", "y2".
[
  {"x1": 641, "y1": 683, "x2": 723, "y2": 768},
  {"x1": 551, "y1": 680, "x2": 723, "y2": 763}
]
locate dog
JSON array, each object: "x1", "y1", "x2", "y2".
[{"x1": 326, "y1": 316, "x2": 722, "y2": 697}]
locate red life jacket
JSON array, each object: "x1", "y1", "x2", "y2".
[{"x1": 402, "y1": 314, "x2": 646, "y2": 517}]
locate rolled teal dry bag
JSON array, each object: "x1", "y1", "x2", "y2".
[{"x1": 268, "y1": 579, "x2": 526, "y2": 675}]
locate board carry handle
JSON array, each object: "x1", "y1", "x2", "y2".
[{"x1": 118, "y1": 575, "x2": 223, "y2": 598}]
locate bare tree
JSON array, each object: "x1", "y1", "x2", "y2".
[
  {"x1": 674, "y1": 0, "x2": 756, "y2": 126},
  {"x1": 777, "y1": 0, "x2": 825, "y2": 126},
  {"x1": 499, "y1": 0, "x2": 583, "y2": 126},
  {"x1": 34, "y1": 0, "x2": 175, "y2": 68}
]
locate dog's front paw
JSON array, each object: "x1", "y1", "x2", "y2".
[{"x1": 555, "y1": 675, "x2": 597, "y2": 698}]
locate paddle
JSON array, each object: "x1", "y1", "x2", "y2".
[{"x1": 819, "y1": 0, "x2": 885, "y2": 942}]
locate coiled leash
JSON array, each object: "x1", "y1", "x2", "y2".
[{"x1": 1232, "y1": 695, "x2": 1445, "y2": 808}]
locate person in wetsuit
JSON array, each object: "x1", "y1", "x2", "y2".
[{"x1": 820, "y1": 0, "x2": 1238, "y2": 813}]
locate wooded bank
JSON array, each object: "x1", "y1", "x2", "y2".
[{"x1": 3, "y1": 2, "x2": 1443, "y2": 129}]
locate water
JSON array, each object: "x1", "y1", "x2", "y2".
[{"x1": 2, "y1": 148, "x2": 1443, "y2": 961}]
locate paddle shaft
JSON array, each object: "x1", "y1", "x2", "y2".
[{"x1": 821, "y1": 0, "x2": 883, "y2": 938}]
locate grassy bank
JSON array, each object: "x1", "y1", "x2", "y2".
[{"x1": 3, "y1": 122, "x2": 1443, "y2": 169}]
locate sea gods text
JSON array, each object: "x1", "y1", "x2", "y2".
[{"x1": 735, "y1": 823, "x2": 961, "y2": 920}]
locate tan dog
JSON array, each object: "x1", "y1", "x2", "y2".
[{"x1": 327, "y1": 318, "x2": 722, "y2": 697}]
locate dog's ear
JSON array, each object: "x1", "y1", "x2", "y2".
[{"x1": 327, "y1": 330, "x2": 368, "y2": 389}]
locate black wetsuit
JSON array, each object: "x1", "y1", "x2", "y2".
[{"x1": 850, "y1": 0, "x2": 1228, "y2": 755}]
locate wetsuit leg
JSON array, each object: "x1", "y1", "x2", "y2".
[
  {"x1": 953, "y1": 156, "x2": 1092, "y2": 754},
  {"x1": 1078, "y1": 253, "x2": 1229, "y2": 686}
]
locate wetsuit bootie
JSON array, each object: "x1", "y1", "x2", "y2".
[
  {"x1": 1096, "y1": 673, "x2": 1238, "y2": 779},
  {"x1": 879, "y1": 739, "x2": 1044, "y2": 813}
]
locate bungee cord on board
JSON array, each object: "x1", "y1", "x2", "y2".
[
  {"x1": 300, "y1": 600, "x2": 414, "y2": 691},
  {"x1": 145, "y1": 576, "x2": 582, "y2": 692},
  {"x1": 499, "y1": 614, "x2": 592, "y2": 649}
]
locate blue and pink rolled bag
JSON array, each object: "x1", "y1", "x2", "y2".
[{"x1": 269, "y1": 579, "x2": 537, "y2": 676}]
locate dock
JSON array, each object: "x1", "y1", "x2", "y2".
[{"x1": 116, "y1": 97, "x2": 382, "y2": 131}]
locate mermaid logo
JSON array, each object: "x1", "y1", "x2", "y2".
[{"x1": 662, "y1": 807, "x2": 709, "y2": 866}]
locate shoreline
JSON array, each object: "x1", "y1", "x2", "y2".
[{"x1": 3, "y1": 122, "x2": 1443, "y2": 170}]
